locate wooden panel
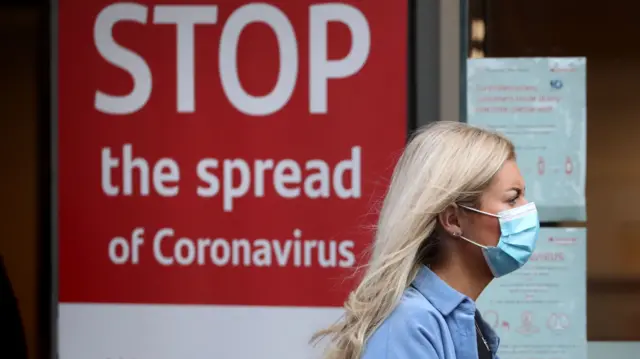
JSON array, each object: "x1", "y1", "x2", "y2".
[
  {"x1": 0, "y1": 7, "x2": 41, "y2": 359},
  {"x1": 588, "y1": 279, "x2": 640, "y2": 340},
  {"x1": 485, "y1": 0, "x2": 640, "y2": 58}
]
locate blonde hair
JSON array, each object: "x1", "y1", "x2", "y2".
[{"x1": 311, "y1": 121, "x2": 515, "y2": 359}]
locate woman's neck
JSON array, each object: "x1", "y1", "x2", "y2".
[{"x1": 430, "y1": 252, "x2": 493, "y2": 301}]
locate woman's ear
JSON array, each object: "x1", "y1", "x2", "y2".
[{"x1": 438, "y1": 204, "x2": 463, "y2": 237}]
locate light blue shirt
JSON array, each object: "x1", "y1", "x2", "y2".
[{"x1": 362, "y1": 266, "x2": 500, "y2": 359}]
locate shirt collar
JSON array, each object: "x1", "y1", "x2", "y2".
[
  {"x1": 411, "y1": 265, "x2": 468, "y2": 316},
  {"x1": 411, "y1": 266, "x2": 501, "y2": 354}
]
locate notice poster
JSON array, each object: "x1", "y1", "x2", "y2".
[
  {"x1": 477, "y1": 228, "x2": 587, "y2": 359},
  {"x1": 467, "y1": 58, "x2": 587, "y2": 222},
  {"x1": 55, "y1": 1, "x2": 407, "y2": 359}
]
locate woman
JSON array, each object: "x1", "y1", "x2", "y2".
[{"x1": 312, "y1": 121, "x2": 539, "y2": 359}]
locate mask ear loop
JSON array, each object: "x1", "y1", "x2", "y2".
[
  {"x1": 458, "y1": 204, "x2": 500, "y2": 218},
  {"x1": 451, "y1": 204, "x2": 493, "y2": 249},
  {"x1": 454, "y1": 232, "x2": 489, "y2": 249}
]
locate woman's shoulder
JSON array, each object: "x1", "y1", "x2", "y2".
[
  {"x1": 385, "y1": 286, "x2": 445, "y2": 325},
  {"x1": 362, "y1": 287, "x2": 449, "y2": 359}
]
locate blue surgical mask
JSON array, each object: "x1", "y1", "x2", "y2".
[{"x1": 457, "y1": 202, "x2": 540, "y2": 278}]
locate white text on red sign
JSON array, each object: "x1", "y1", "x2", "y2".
[{"x1": 94, "y1": 2, "x2": 371, "y2": 115}]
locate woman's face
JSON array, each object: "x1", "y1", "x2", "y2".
[{"x1": 461, "y1": 158, "x2": 527, "y2": 247}]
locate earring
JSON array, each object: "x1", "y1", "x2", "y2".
[{"x1": 453, "y1": 232, "x2": 461, "y2": 237}]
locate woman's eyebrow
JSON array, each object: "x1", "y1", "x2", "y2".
[{"x1": 507, "y1": 187, "x2": 523, "y2": 195}]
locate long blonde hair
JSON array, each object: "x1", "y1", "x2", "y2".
[{"x1": 311, "y1": 121, "x2": 515, "y2": 359}]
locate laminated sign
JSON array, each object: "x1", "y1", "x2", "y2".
[
  {"x1": 467, "y1": 58, "x2": 587, "y2": 222},
  {"x1": 477, "y1": 228, "x2": 587, "y2": 359}
]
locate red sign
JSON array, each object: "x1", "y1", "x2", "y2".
[{"x1": 57, "y1": 0, "x2": 407, "y2": 307}]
